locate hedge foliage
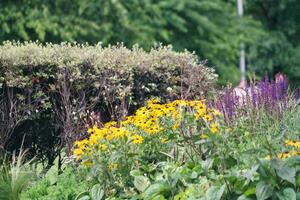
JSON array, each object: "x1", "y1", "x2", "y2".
[{"x1": 0, "y1": 42, "x2": 217, "y2": 163}]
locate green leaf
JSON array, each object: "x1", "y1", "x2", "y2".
[
  {"x1": 143, "y1": 182, "x2": 170, "y2": 200},
  {"x1": 78, "y1": 196, "x2": 91, "y2": 200},
  {"x1": 277, "y1": 165, "x2": 296, "y2": 185},
  {"x1": 190, "y1": 171, "x2": 198, "y2": 179},
  {"x1": 205, "y1": 185, "x2": 225, "y2": 200},
  {"x1": 256, "y1": 181, "x2": 273, "y2": 200},
  {"x1": 201, "y1": 159, "x2": 213, "y2": 174},
  {"x1": 276, "y1": 188, "x2": 296, "y2": 200},
  {"x1": 237, "y1": 195, "x2": 252, "y2": 200},
  {"x1": 90, "y1": 184, "x2": 104, "y2": 200},
  {"x1": 151, "y1": 195, "x2": 166, "y2": 200},
  {"x1": 130, "y1": 170, "x2": 142, "y2": 177},
  {"x1": 225, "y1": 155, "x2": 237, "y2": 167},
  {"x1": 244, "y1": 187, "x2": 256, "y2": 197},
  {"x1": 133, "y1": 176, "x2": 150, "y2": 192}
]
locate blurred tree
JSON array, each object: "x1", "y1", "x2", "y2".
[
  {"x1": 246, "y1": 0, "x2": 300, "y2": 85},
  {"x1": 0, "y1": 0, "x2": 265, "y2": 85}
]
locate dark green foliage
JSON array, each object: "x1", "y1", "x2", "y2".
[
  {"x1": 6, "y1": 111, "x2": 60, "y2": 167},
  {"x1": 0, "y1": 0, "x2": 268, "y2": 85},
  {"x1": 246, "y1": 0, "x2": 300, "y2": 86}
]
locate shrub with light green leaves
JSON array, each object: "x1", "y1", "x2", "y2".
[{"x1": 0, "y1": 41, "x2": 217, "y2": 158}]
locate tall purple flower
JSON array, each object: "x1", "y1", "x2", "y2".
[{"x1": 214, "y1": 74, "x2": 292, "y2": 123}]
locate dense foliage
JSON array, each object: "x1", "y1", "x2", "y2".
[
  {"x1": 2, "y1": 0, "x2": 298, "y2": 85},
  {"x1": 0, "y1": 42, "x2": 216, "y2": 165},
  {"x1": 21, "y1": 95, "x2": 300, "y2": 199}
]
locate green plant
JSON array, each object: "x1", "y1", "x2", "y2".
[
  {"x1": 21, "y1": 166, "x2": 93, "y2": 200},
  {"x1": 0, "y1": 150, "x2": 32, "y2": 200},
  {"x1": 235, "y1": 156, "x2": 300, "y2": 200}
]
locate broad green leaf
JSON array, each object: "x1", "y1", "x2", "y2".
[
  {"x1": 143, "y1": 182, "x2": 170, "y2": 200},
  {"x1": 201, "y1": 159, "x2": 213, "y2": 174},
  {"x1": 256, "y1": 181, "x2": 273, "y2": 200},
  {"x1": 244, "y1": 187, "x2": 256, "y2": 196},
  {"x1": 276, "y1": 188, "x2": 296, "y2": 200},
  {"x1": 151, "y1": 195, "x2": 166, "y2": 200},
  {"x1": 133, "y1": 176, "x2": 150, "y2": 192},
  {"x1": 205, "y1": 185, "x2": 225, "y2": 200},
  {"x1": 78, "y1": 196, "x2": 91, "y2": 200},
  {"x1": 90, "y1": 184, "x2": 104, "y2": 200},
  {"x1": 130, "y1": 170, "x2": 142, "y2": 177},
  {"x1": 190, "y1": 171, "x2": 198, "y2": 179},
  {"x1": 277, "y1": 165, "x2": 296, "y2": 185},
  {"x1": 237, "y1": 195, "x2": 252, "y2": 200}
]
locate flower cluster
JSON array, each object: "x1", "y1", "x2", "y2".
[
  {"x1": 278, "y1": 140, "x2": 300, "y2": 159},
  {"x1": 215, "y1": 75, "x2": 291, "y2": 122},
  {"x1": 73, "y1": 99, "x2": 221, "y2": 160},
  {"x1": 266, "y1": 139, "x2": 300, "y2": 160}
]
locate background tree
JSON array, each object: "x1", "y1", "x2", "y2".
[
  {"x1": 246, "y1": 0, "x2": 300, "y2": 86},
  {"x1": 0, "y1": 0, "x2": 267, "y2": 85}
]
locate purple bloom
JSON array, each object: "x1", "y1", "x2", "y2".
[{"x1": 214, "y1": 74, "x2": 292, "y2": 123}]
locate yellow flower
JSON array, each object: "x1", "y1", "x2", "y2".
[
  {"x1": 172, "y1": 122, "x2": 180, "y2": 130},
  {"x1": 195, "y1": 109, "x2": 205, "y2": 119},
  {"x1": 210, "y1": 123, "x2": 219, "y2": 134},
  {"x1": 265, "y1": 155, "x2": 271, "y2": 160},
  {"x1": 108, "y1": 163, "x2": 118, "y2": 171},
  {"x1": 147, "y1": 98, "x2": 161, "y2": 105},
  {"x1": 99, "y1": 144, "x2": 108, "y2": 151},
  {"x1": 203, "y1": 114, "x2": 213, "y2": 121},
  {"x1": 82, "y1": 160, "x2": 93, "y2": 167},
  {"x1": 106, "y1": 134, "x2": 114, "y2": 141},
  {"x1": 104, "y1": 121, "x2": 117, "y2": 128},
  {"x1": 278, "y1": 151, "x2": 291, "y2": 159},
  {"x1": 160, "y1": 137, "x2": 168, "y2": 143},
  {"x1": 211, "y1": 109, "x2": 222, "y2": 117},
  {"x1": 73, "y1": 148, "x2": 83, "y2": 157},
  {"x1": 285, "y1": 140, "x2": 300, "y2": 148},
  {"x1": 195, "y1": 103, "x2": 206, "y2": 111},
  {"x1": 112, "y1": 127, "x2": 129, "y2": 139},
  {"x1": 89, "y1": 134, "x2": 99, "y2": 145},
  {"x1": 277, "y1": 150, "x2": 300, "y2": 159},
  {"x1": 131, "y1": 135, "x2": 144, "y2": 144},
  {"x1": 245, "y1": 131, "x2": 251, "y2": 137},
  {"x1": 200, "y1": 134, "x2": 208, "y2": 139},
  {"x1": 87, "y1": 127, "x2": 94, "y2": 134}
]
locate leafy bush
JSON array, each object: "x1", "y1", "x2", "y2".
[
  {"x1": 0, "y1": 42, "x2": 217, "y2": 160},
  {"x1": 21, "y1": 166, "x2": 93, "y2": 200}
]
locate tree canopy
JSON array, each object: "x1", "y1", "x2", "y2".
[{"x1": 0, "y1": 0, "x2": 298, "y2": 85}]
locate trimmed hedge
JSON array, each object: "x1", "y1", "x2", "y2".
[{"x1": 0, "y1": 42, "x2": 217, "y2": 162}]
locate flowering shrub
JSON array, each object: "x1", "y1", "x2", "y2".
[{"x1": 72, "y1": 99, "x2": 222, "y2": 191}]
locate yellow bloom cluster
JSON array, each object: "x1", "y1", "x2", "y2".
[
  {"x1": 285, "y1": 140, "x2": 300, "y2": 148},
  {"x1": 277, "y1": 150, "x2": 300, "y2": 159},
  {"x1": 265, "y1": 139, "x2": 300, "y2": 160},
  {"x1": 73, "y1": 99, "x2": 221, "y2": 159}
]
